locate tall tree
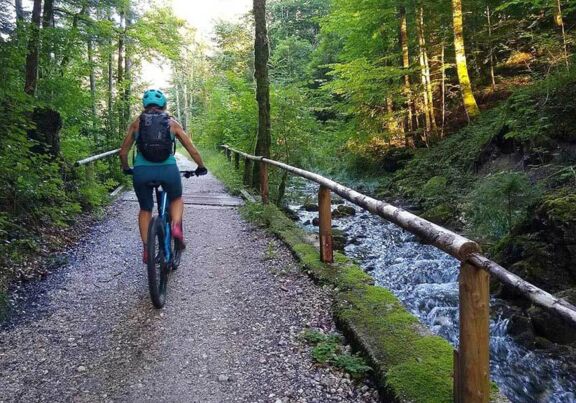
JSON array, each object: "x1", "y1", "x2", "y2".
[
  {"x1": 399, "y1": 5, "x2": 414, "y2": 143},
  {"x1": 416, "y1": 5, "x2": 436, "y2": 138},
  {"x1": 451, "y1": 0, "x2": 480, "y2": 119},
  {"x1": 554, "y1": 0, "x2": 569, "y2": 69},
  {"x1": 15, "y1": 0, "x2": 24, "y2": 21},
  {"x1": 41, "y1": 0, "x2": 53, "y2": 28},
  {"x1": 253, "y1": 0, "x2": 271, "y2": 191},
  {"x1": 24, "y1": 0, "x2": 42, "y2": 95}
]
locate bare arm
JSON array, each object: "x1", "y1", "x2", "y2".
[
  {"x1": 119, "y1": 119, "x2": 137, "y2": 170},
  {"x1": 171, "y1": 120, "x2": 206, "y2": 168}
]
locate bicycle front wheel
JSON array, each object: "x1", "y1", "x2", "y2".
[{"x1": 147, "y1": 216, "x2": 168, "y2": 308}]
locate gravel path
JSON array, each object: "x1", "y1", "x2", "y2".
[{"x1": 0, "y1": 165, "x2": 379, "y2": 402}]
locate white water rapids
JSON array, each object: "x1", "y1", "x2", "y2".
[{"x1": 289, "y1": 182, "x2": 576, "y2": 403}]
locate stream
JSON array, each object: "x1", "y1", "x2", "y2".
[{"x1": 288, "y1": 181, "x2": 576, "y2": 403}]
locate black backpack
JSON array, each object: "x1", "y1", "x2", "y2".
[{"x1": 136, "y1": 112, "x2": 174, "y2": 163}]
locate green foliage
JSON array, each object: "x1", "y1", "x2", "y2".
[
  {"x1": 193, "y1": 74, "x2": 257, "y2": 151},
  {"x1": 540, "y1": 191, "x2": 576, "y2": 223},
  {"x1": 502, "y1": 93, "x2": 552, "y2": 146},
  {"x1": 422, "y1": 176, "x2": 448, "y2": 198},
  {"x1": 0, "y1": 0, "x2": 192, "y2": 280},
  {"x1": 270, "y1": 36, "x2": 314, "y2": 84},
  {"x1": 466, "y1": 171, "x2": 540, "y2": 239},
  {"x1": 301, "y1": 330, "x2": 372, "y2": 379}
]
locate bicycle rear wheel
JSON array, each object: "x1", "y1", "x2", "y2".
[{"x1": 147, "y1": 216, "x2": 169, "y2": 308}]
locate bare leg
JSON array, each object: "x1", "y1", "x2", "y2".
[
  {"x1": 138, "y1": 210, "x2": 152, "y2": 245},
  {"x1": 169, "y1": 197, "x2": 184, "y2": 226}
]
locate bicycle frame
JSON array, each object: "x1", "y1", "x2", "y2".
[{"x1": 154, "y1": 187, "x2": 172, "y2": 263}]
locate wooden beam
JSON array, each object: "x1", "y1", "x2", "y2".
[
  {"x1": 75, "y1": 149, "x2": 120, "y2": 166},
  {"x1": 234, "y1": 153, "x2": 240, "y2": 170},
  {"x1": 458, "y1": 262, "x2": 490, "y2": 403},
  {"x1": 243, "y1": 158, "x2": 252, "y2": 186},
  {"x1": 260, "y1": 161, "x2": 269, "y2": 204},
  {"x1": 318, "y1": 186, "x2": 333, "y2": 263}
]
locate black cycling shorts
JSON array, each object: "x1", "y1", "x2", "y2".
[{"x1": 132, "y1": 164, "x2": 182, "y2": 211}]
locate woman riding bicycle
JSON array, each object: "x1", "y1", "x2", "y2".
[{"x1": 119, "y1": 89, "x2": 207, "y2": 264}]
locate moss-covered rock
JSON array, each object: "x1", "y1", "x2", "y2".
[
  {"x1": 332, "y1": 205, "x2": 356, "y2": 219},
  {"x1": 332, "y1": 229, "x2": 348, "y2": 251},
  {"x1": 301, "y1": 203, "x2": 319, "y2": 212},
  {"x1": 496, "y1": 189, "x2": 576, "y2": 293}
]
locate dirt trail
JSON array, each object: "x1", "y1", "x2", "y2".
[{"x1": 0, "y1": 159, "x2": 379, "y2": 402}]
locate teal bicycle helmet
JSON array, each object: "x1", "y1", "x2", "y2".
[{"x1": 142, "y1": 89, "x2": 167, "y2": 108}]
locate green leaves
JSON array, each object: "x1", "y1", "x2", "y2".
[
  {"x1": 301, "y1": 329, "x2": 372, "y2": 379},
  {"x1": 466, "y1": 171, "x2": 540, "y2": 239}
]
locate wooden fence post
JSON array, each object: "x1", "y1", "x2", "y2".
[
  {"x1": 243, "y1": 158, "x2": 252, "y2": 186},
  {"x1": 234, "y1": 153, "x2": 240, "y2": 170},
  {"x1": 318, "y1": 186, "x2": 333, "y2": 263},
  {"x1": 457, "y1": 262, "x2": 490, "y2": 403},
  {"x1": 453, "y1": 350, "x2": 461, "y2": 403},
  {"x1": 260, "y1": 160, "x2": 269, "y2": 204}
]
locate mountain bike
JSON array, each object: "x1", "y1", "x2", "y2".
[{"x1": 146, "y1": 170, "x2": 197, "y2": 308}]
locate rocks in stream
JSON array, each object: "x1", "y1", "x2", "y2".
[
  {"x1": 301, "y1": 203, "x2": 319, "y2": 212},
  {"x1": 282, "y1": 206, "x2": 301, "y2": 222},
  {"x1": 332, "y1": 205, "x2": 356, "y2": 219}
]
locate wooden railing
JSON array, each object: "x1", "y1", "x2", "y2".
[
  {"x1": 75, "y1": 149, "x2": 120, "y2": 166},
  {"x1": 221, "y1": 144, "x2": 576, "y2": 403}
]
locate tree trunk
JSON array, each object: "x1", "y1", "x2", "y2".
[
  {"x1": 40, "y1": 0, "x2": 54, "y2": 81},
  {"x1": 117, "y1": 9, "x2": 125, "y2": 136},
  {"x1": 554, "y1": 0, "x2": 569, "y2": 70},
  {"x1": 42, "y1": 0, "x2": 54, "y2": 28},
  {"x1": 386, "y1": 97, "x2": 403, "y2": 143},
  {"x1": 87, "y1": 37, "x2": 97, "y2": 124},
  {"x1": 183, "y1": 83, "x2": 189, "y2": 131},
  {"x1": 59, "y1": 4, "x2": 87, "y2": 71},
  {"x1": 399, "y1": 6, "x2": 414, "y2": 145},
  {"x1": 419, "y1": 6, "x2": 436, "y2": 133},
  {"x1": 416, "y1": 6, "x2": 434, "y2": 141},
  {"x1": 486, "y1": 5, "x2": 496, "y2": 91},
  {"x1": 123, "y1": 9, "x2": 132, "y2": 131},
  {"x1": 451, "y1": 0, "x2": 480, "y2": 119},
  {"x1": 252, "y1": 0, "x2": 272, "y2": 188},
  {"x1": 175, "y1": 83, "x2": 182, "y2": 123},
  {"x1": 106, "y1": 6, "x2": 114, "y2": 139},
  {"x1": 441, "y1": 42, "x2": 446, "y2": 138},
  {"x1": 15, "y1": 0, "x2": 24, "y2": 21},
  {"x1": 24, "y1": 0, "x2": 42, "y2": 96}
]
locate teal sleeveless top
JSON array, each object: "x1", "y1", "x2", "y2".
[{"x1": 133, "y1": 131, "x2": 177, "y2": 167}]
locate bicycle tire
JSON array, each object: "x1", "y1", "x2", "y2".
[
  {"x1": 147, "y1": 216, "x2": 168, "y2": 308},
  {"x1": 171, "y1": 220, "x2": 183, "y2": 271}
]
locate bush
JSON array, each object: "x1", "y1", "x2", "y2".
[{"x1": 466, "y1": 171, "x2": 540, "y2": 240}]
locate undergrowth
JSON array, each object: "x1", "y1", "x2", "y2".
[{"x1": 301, "y1": 329, "x2": 372, "y2": 379}]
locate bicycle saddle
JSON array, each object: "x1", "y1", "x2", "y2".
[{"x1": 146, "y1": 181, "x2": 163, "y2": 188}]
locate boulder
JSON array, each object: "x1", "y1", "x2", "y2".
[
  {"x1": 332, "y1": 205, "x2": 356, "y2": 219},
  {"x1": 527, "y1": 288, "x2": 576, "y2": 345},
  {"x1": 281, "y1": 206, "x2": 300, "y2": 222},
  {"x1": 496, "y1": 191, "x2": 576, "y2": 292},
  {"x1": 301, "y1": 203, "x2": 319, "y2": 212},
  {"x1": 332, "y1": 229, "x2": 348, "y2": 251}
]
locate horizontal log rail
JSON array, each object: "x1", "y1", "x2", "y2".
[
  {"x1": 75, "y1": 149, "x2": 120, "y2": 166},
  {"x1": 222, "y1": 144, "x2": 576, "y2": 403}
]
